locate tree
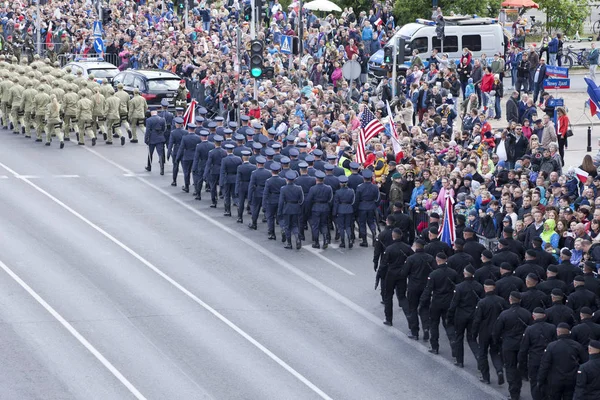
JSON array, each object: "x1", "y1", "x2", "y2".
[
  {"x1": 393, "y1": 0, "x2": 431, "y2": 26},
  {"x1": 538, "y1": 0, "x2": 589, "y2": 36},
  {"x1": 445, "y1": 0, "x2": 491, "y2": 17}
]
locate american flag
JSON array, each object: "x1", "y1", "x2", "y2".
[
  {"x1": 356, "y1": 108, "x2": 384, "y2": 164},
  {"x1": 439, "y1": 194, "x2": 456, "y2": 246}
]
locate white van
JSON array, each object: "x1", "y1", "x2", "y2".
[{"x1": 368, "y1": 16, "x2": 506, "y2": 79}]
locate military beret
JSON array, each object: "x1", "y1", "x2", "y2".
[
  {"x1": 482, "y1": 249, "x2": 494, "y2": 259},
  {"x1": 484, "y1": 279, "x2": 496, "y2": 286},
  {"x1": 252, "y1": 142, "x2": 263, "y2": 150},
  {"x1": 228, "y1": 121, "x2": 238, "y2": 128},
  {"x1": 501, "y1": 262, "x2": 514, "y2": 271},
  {"x1": 223, "y1": 143, "x2": 235, "y2": 150},
  {"x1": 464, "y1": 227, "x2": 475, "y2": 234},
  {"x1": 430, "y1": 212, "x2": 440, "y2": 219},
  {"x1": 241, "y1": 150, "x2": 252, "y2": 156},
  {"x1": 213, "y1": 135, "x2": 224, "y2": 142},
  {"x1": 338, "y1": 175, "x2": 348, "y2": 183},
  {"x1": 312, "y1": 149, "x2": 323, "y2": 157},
  {"x1": 574, "y1": 275, "x2": 585, "y2": 282},
  {"x1": 465, "y1": 265, "x2": 475, "y2": 275},
  {"x1": 580, "y1": 307, "x2": 593, "y2": 315},
  {"x1": 265, "y1": 148, "x2": 275, "y2": 156},
  {"x1": 270, "y1": 142, "x2": 282, "y2": 149},
  {"x1": 526, "y1": 249, "x2": 537, "y2": 258},
  {"x1": 533, "y1": 307, "x2": 545, "y2": 314},
  {"x1": 349, "y1": 162, "x2": 360, "y2": 170},
  {"x1": 362, "y1": 169, "x2": 373, "y2": 179},
  {"x1": 234, "y1": 134, "x2": 245, "y2": 141},
  {"x1": 561, "y1": 248, "x2": 572, "y2": 257},
  {"x1": 187, "y1": 123, "x2": 197, "y2": 129},
  {"x1": 504, "y1": 227, "x2": 514, "y2": 234},
  {"x1": 532, "y1": 237, "x2": 543, "y2": 243},
  {"x1": 415, "y1": 238, "x2": 427, "y2": 246},
  {"x1": 304, "y1": 155, "x2": 315, "y2": 163},
  {"x1": 557, "y1": 322, "x2": 571, "y2": 330},
  {"x1": 255, "y1": 156, "x2": 266, "y2": 164},
  {"x1": 510, "y1": 291, "x2": 521, "y2": 300},
  {"x1": 280, "y1": 157, "x2": 291, "y2": 165},
  {"x1": 436, "y1": 252, "x2": 448, "y2": 260},
  {"x1": 454, "y1": 238, "x2": 465, "y2": 246},
  {"x1": 298, "y1": 161, "x2": 309, "y2": 169},
  {"x1": 289, "y1": 148, "x2": 300, "y2": 157},
  {"x1": 285, "y1": 170, "x2": 297, "y2": 180},
  {"x1": 160, "y1": 98, "x2": 169, "y2": 107},
  {"x1": 324, "y1": 164, "x2": 334, "y2": 171},
  {"x1": 270, "y1": 162, "x2": 281, "y2": 171},
  {"x1": 547, "y1": 264, "x2": 558, "y2": 273},
  {"x1": 241, "y1": 115, "x2": 250, "y2": 121},
  {"x1": 315, "y1": 170, "x2": 326, "y2": 179},
  {"x1": 526, "y1": 273, "x2": 539, "y2": 282},
  {"x1": 392, "y1": 173, "x2": 401, "y2": 179},
  {"x1": 551, "y1": 288, "x2": 564, "y2": 297},
  {"x1": 173, "y1": 117, "x2": 184, "y2": 124},
  {"x1": 429, "y1": 226, "x2": 439, "y2": 235},
  {"x1": 589, "y1": 340, "x2": 600, "y2": 350},
  {"x1": 392, "y1": 228, "x2": 403, "y2": 236},
  {"x1": 499, "y1": 238, "x2": 509, "y2": 246}
]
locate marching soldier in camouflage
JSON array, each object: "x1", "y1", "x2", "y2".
[
  {"x1": 91, "y1": 87, "x2": 107, "y2": 141},
  {"x1": 100, "y1": 79, "x2": 114, "y2": 99},
  {"x1": 8, "y1": 74, "x2": 24, "y2": 134},
  {"x1": 76, "y1": 89, "x2": 96, "y2": 146},
  {"x1": 128, "y1": 88, "x2": 147, "y2": 144},
  {"x1": 62, "y1": 84, "x2": 80, "y2": 141},
  {"x1": 33, "y1": 85, "x2": 51, "y2": 143},
  {"x1": 74, "y1": 70, "x2": 86, "y2": 90},
  {"x1": 115, "y1": 83, "x2": 132, "y2": 139},
  {"x1": 0, "y1": 70, "x2": 12, "y2": 128},
  {"x1": 104, "y1": 88, "x2": 125, "y2": 145},
  {"x1": 20, "y1": 78, "x2": 37, "y2": 138},
  {"x1": 46, "y1": 94, "x2": 65, "y2": 148}
]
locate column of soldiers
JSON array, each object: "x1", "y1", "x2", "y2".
[
  {"x1": 0, "y1": 55, "x2": 148, "y2": 148},
  {"x1": 373, "y1": 218, "x2": 600, "y2": 400}
]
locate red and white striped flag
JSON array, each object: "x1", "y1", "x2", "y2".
[
  {"x1": 182, "y1": 99, "x2": 197, "y2": 127},
  {"x1": 45, "y1": 22, "x2": 53, "y2": 47},
  {"x1": 355, "y1": 108, "x2": 384, "y2": 164},
  {"x1": 574, "y1": 167, "x2": 590, "y2": 183}
]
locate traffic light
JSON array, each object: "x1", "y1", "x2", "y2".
[
  {"x1": 263, "y1": 66, "x2": 274, "y2": 79},
  {"x1": 244, "y1": 5, "x2": 252, "y2": 21},
  {"x1": 384, "y1": 47, "x2": 392, "y2": 64},
  {"x1": 249, "y1": 40, "x2": 264, "y2": 78},
  {"x1": 398, "y1": 38, "x2": 406, "y2": 64},
  {"x1": 176, "y1": 0, "x2": 185, "y2": 10},
  {"x1": 435, "y1": 16, "x2": 445, "y2": 40}
]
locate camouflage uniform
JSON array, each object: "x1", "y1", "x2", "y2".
[
  {"x1": 46, "y1": 95, "x2": 64, "y2": 147},
  {"x1": 8, "y1": 75, "x2": 24, "y2": 134},
  {"x1": 91, "y1": 88, "x2": 107, "y2": 140},
  {"x1": 20, "y1": 78, "x2": 38, "y2": 138},
  {"x1": 62, "y1": 84, "x2": 80, "y2": 141},
  {"x1": 114, "y1": 83, "x2": 132, "y2": 138},
  {"x1": 127, "y1": 88, "x2": 147, "y2": 143},
  {"x1": 104, "y1": 89, "x2": 123, "y2": 145},
  {"x1": 76, "y1": 90, "x2": 96, "y2": 145},
  {"x1": 33, "y1": 85, "x2": 51, "y2": 142}
]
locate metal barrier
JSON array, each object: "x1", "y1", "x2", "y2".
[
  {"x1": 57, "y1": 53, "x2": 120, "y2": 67},
  {"x1": 477, "y1": 234, "x2": 499, "y2": 252}
]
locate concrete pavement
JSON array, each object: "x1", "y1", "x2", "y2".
[{"x1": 0, "y1": 132, "x2": 507, "y2": 399}]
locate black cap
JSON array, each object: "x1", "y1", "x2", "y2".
[
  {"x1": 482, "y1": 249, "x2": 493, "y2": 259},
  {"x1": 557, "y1": 322, "x2": 571, "y2": 330},
  {"x1": 551, "y1": 288, "x2": 564, "y2": 297},
  {"x1": 589, "y1": 340, "x2": 600, "y2": 350},
  {"x1": 532, "y1": 237, "x2": 543, "y2": 244},
  {"x1": 429, "y1": 226, "x2": 439, "y2": 235},
  {"x1": 454, "y1": 238, "x2": 465, "y2": 246},
  {"x1": 526, "y1": 273, "x2": 539, "y2": 282},
  {"x1": 501, "y1": 262, "x2": 513, "y2": 271},
  {"x1": 484, "y1": 279, "x2": 496, "y2": 286},
  {"x1": 574, "y1": 275, "x2": 585, "y2": 282},
  {"x1": 547, "y1": 264, "x2": 558, "y2": 273},
  {"x1": 392, "y1": 228, "x2": 403, "y2": 236},
  {"x1": 580, "y1": 307, "x2": 593, "y2": 315},
  {"x1": 499, "y1": 238, "x2": 509, "y2": 246},
  {"x1": 415, "y1": 238, "x2": 427, "y2": 246},
  {"x1": 436, "y1": 252, "x2": 448, "y2": 260},
  {"x1": 504, "y1": 227, "x2": 514, "y2": 234},
  {"x1": 526, "y1": 249, "x2": 537, "y2": 258},
  {"x1": 561, "y1": 248, "x2": 572, "y2": 257},
  {"x1": 510, "y1": 291, "x2": 521, "y2": 300},
  {"x1": 533, "y1": 307, "x2": 545, "y2": 314},
  {"x1": 465, "y1": 265, "x2": 475, "y2": 275},
  {"x1": 464, "y1": 227, "x2": 475, "y2": 234},
  {"x1": 430, "y1": 212, "x2": 440, "y2": 219}
]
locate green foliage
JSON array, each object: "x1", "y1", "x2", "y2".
[
  {"x1": 393, "y1": 0, "x2": 431, "y2": 26},
  {"x1": 538, "y1": 0, "x2": 589, "y2": 36},
  {"x1": 444, "y1": 0, "x2": 490, "y2": 17}
]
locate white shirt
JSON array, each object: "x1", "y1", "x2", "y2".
[{"x1": 496, "y1": 139, "x2": 507, "y2": 161}]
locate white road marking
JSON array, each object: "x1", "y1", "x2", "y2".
[
  {"x1": 83, "y1": 147, "x2": 505, "y2": 399},
  {"x1": 53, "y1": 174, "x2": 80, "y2": 178},
  {"x1": 0, "y1": 175, "x2": 8, "y2": 179},
  {"x1": 123, "y1": 173, "x2": 150, "y2": 177},
  {"x1": 303, "y1": 247, "x2": 355, "y2": 275},
  {"x1": 16, "y1": 175, "x2": 40, "y2": 179},
  {"x1": 0, "y1": 258, "x2": 147, "y2": 400},
  {"x1": 0, "y1": 158, "x2": 334, "y2": 400}
]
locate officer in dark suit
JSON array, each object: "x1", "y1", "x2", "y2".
[
  {"x1": 327, "y1": 154, "x2": 345, "y2": 177},
  {"x1": 249, "y1": 142, "x2": 263, "y2": 165},
  {"x1": 571, "y1": 307, "x2": 600, "y2": 348},
  {"x1": 381, "y1": 228, "x2": 409, "y2": 326},
  {"x1": 167, "y1": 117, "x2": 186, "y2": 186},
  {"x1": 538, "y1": 264, "x2": 568, "y2": 295},
  {"x1": 401, "y1": 239, "x2": 435, "y2": 340},
  {"x1": 176, "y1": 123, "x2": 201, "y2": 193},
  {"x1": 516, "y1": 250, "x2": 547, "y2": 282},
  {"x1": 305, "y1": 170, "x2": 334, "y2": 249},
  {"x1": 235, "y1": 150, "x2": 256, "y2": 224},
  {"x1": 473, "y1": 280, "x2": 508, "y2": 385},
  {"x1": 492, "y1": 239, "x2": 521, "y2": 270},
  {"x1": 474, "y1": 250, "x2": 501, "y2": 285},
  {"x1": 220, "y1": 143, "x2": 242, "y2": 216},
  {"x1": 568, "y1": 276, "x2": 600, "y2": 322},
  {"x1": 503, "y1": 227, "x2": 525, "y2": 262},
  {"x1": 521, "y1": 273, "x2": 551, "y2": 313},
  {"x1": 278, "y1": 170, "x2": 304, "y2": 250},
  {"x1": 191, "y1": 130, "x2": 214, "y2": 200},
  {"x1": 446, "y1": 238, "x2": 475, "y2": 283},
  {"x1": 263, "y1": 163, "x2": 286, "y2": 240},
  {"x1": 496, "y1": 263, "x2": 526, "y2": 301},
  {"x1": 312, "y1": 149, "x2": 326, "y2": 171},
  {"x1": 278, "y1": 157, "x2": 292, "y2": 178},
  {"x1": 545, "y1": 288, "x2": 575, "y2": 327},
  {"x1": 574, "y1": 339, "x2": 600, "y2": 399},
  {"x1": 233, "y1": 134, "x2": 251, "y2": 157},
  {"x1": 518, "y1": 307, "x2": 557, "y2": 400},
  {"x1": 420, "y1": 252, "x2": 458, "y2": 355},
  {"x1": 281, "y1": 135, "x2": 296, "y2": 157},
  {"x1": 323, "y1": 164, "x2": 341, "y2": 241},
  {"x1": 295, "y1": 161, "x2": 316, "y2": 241},
  {"x1": 333, "y1": 175, "x2": 355, "y2": 248},
  {"x1": 158, "y1": 98, "x2": 173, "y2": 145},
  {"x1": 493, "y1": 291, "x2": 532, "y2": 400},
  {"x1": 271, "y1": 142, "x2": 283, "y2": 163},
  {"x1": 424, "y1": 226, "x2": 453, "y2": 258},
  {"x1": 448, "y1": 264, "x2": 484, "y2": 368},
  {"x1": 248, "y1": 156, "x2": 271, "y2": 230},
  {"x1": 464, "y1": 227, "x2": 486, "y2": 268},
  {"x1": 144, "y1": 107, "x2": 166, "y2": 175},
  {"x1": 355, "y1": 169, "x2": 379, "y2": 247},
  {"x1": 204, "y1": 135, "x2": 226, "y2": 207},
  {"x1": 556, "y1": 248, "x2": 584, "y2": 285},
  {"x1": 289, "y1": 148, "x2": 301, "y2": 171}
]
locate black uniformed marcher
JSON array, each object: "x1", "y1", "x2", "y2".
[
  {"x1": 355, "y1": 169, "x2": 379, "y2": 247},
  {"x1": 278, "y1": 170, "x2": 304, "y2": 250},
  {"x1": 518, "y1": 308, "x2": 557, "y2": 400},
  {"x1": 503, "y1": 227, "x2": 525, "y2": 262},
  {"x1": 571, "y1": 307, "x2": 600, "y2": 348},
  {"x1": 574, "y1": 339, "x2": 600, "y2": 399},
  {"x1": 381, "y1": 229, "x2": 408, "y2": 326},
  {"x1": 220, "y1": 144, "x2": 242, "y2": 216},
  {"x1": 420, "y1": 253, "x2": 458, "y2": 354},
  {"x1": 305, "y1": 170, "x2": 333, "y2": 248},
  {"x1": 176, "y1": 123, "x2": 201, "y2": 192},
  {"x1": 464, "y1": 227, "x2": 486, "y2": 268},
  {"x1": 546, "y1": 289, "x2": 576, "y2": 327},
  {"x1": 401, "y1": 239, "x2": 434, "y2": 340},
  {"x1": 191, "y1": 131, "x2": 214, "y2": 200},
  {"x1": 205, "y1": 135, "x2": 227, "y2": 207},
  {"x1": 448, "y1": 264, "x2": 483, "y2": 367},
  {"x1": 295, "y1": 163, "x2": 316, "y2": 241},
  {"x1": 568, "y1": 276, "x2": 600, "y2": 322},
  {"x1": 496, "y1": 263, "x2": 526, "y2": 301},
  {"x1": 473, "y1": 280, "x2": 508, "y2": 385},
  {"x1": 515, "y1": 250, "x2": 547, "y2": 282},
  {"x1": 332, "y1": 175, "x2": 355, "y2": 248},
  {"x1": 492, "y1": 239, "x2": 520, "y2": 270},
  {"x1": 538, "y1": 323, "x2": 587, "y2": 400},
  {"x1": 263, "y1": 163, "x2": 286, "y2": 240},
  {"x1": 521, "y1": 273, "x2": 551, "y2": 313},
  {"x1": 493, "y1": 292, "x2": 532, "y2": 400},
  {"x1": 538, "y1": 264, "x2": 568, "y2": 295},
  {"x1": 424, "y1": 226, "x2": 453, "y2": 258},
  {"x1": 144, "y1": 108, "x2": 166, "y2": 174},
  {"x1": 446, "y1": 239, "x2": 474, "y2": 283},
  {"x1": 167, "y1": 117, "x2": 186, "y2": 186},
  {"x1": 475, "y1": 250, "x2": 501, "y2": 285},
  {"x1": 555, "y1": 248, "x2": 583, "y2": 285},
  {"x1": 390, "y1": 202, "x2": 414, "y2": 245},
  {"x1": 248, "y1": 156, "x2": 271, "y2": 230},
  {"x1": 373, "y1": 216, "x2": 394, "y2": 272},
  {"x1": 582, "y1": 261, "x2": 600, "y2": 297},
  {"x1": 235, "y1": 151, "x2": 256, "y2": 224}
]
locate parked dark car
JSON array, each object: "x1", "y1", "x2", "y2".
[{"x1": 112, "y1": 69, "x2": 186, "y2": 108}]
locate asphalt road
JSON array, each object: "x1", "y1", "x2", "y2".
[{"x1": 0, "y1": 130, "x2": 510, "y2": 400}]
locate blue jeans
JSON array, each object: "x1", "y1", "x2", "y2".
[
  {"x1": 533, "y1": 82, "x2": 542, "y2": 103},
  {"x1": 203, "y1": 21, "x2": 210, "y2": 31},
  {"x1": 495, "y1": 96, "x2": 501, "y2": 119},
  {"x1": 511, "y1": 68, "x2": 518, "y2": 88}
]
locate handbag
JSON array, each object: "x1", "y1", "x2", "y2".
[{"x1": 566, "y1": 125, "x2": 574, "y2": 138}]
